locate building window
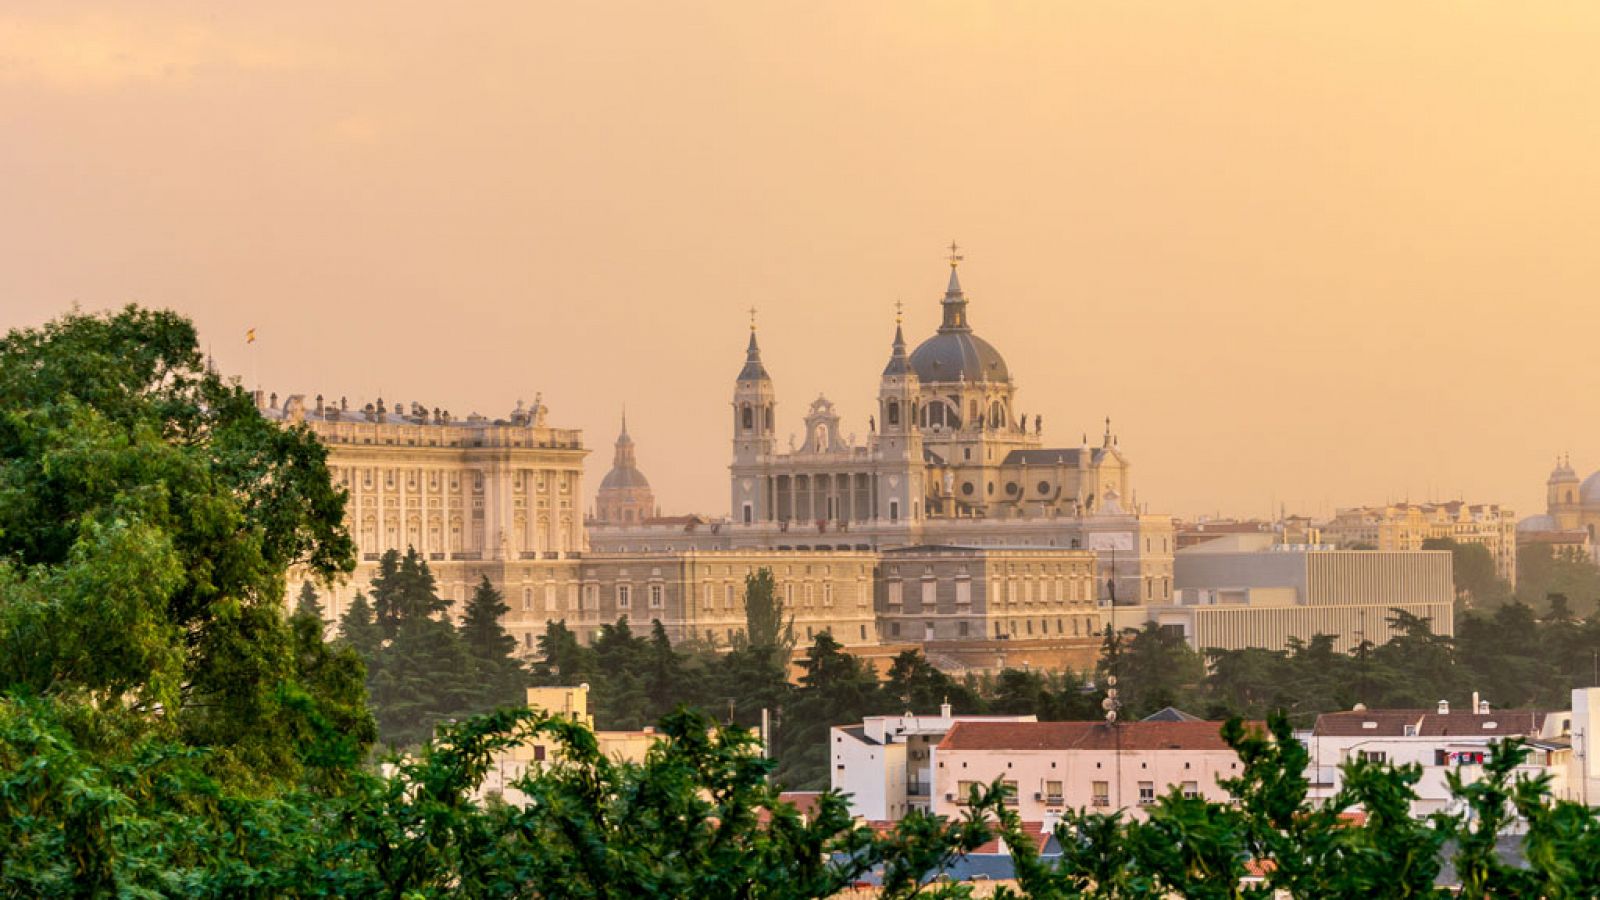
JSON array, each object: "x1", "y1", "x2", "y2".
[
  {"x1": 1092, "y1": 782, "x2": 1109, "y2": 807},
  {"x1": 544, "y1": 584, "x2": 556, "y2": 611},
  {"x1": 958, "y1": 621, "x2": 969, "y2": 637},
  {"x1": 523, "y1": 587, "x2": 532, "y2": 611},
  {"x1": 890, "y1": 622, "x2": 901, "y2": 637},
  {"x1": 1045, "y1": 780, "x2": 1063, "y2": 803},
  {"x1": 1182, "y1": 781, "x2": 1199, "y2": 799},
  {"x1": 725, "y1": 583, "x2": 736, "y2": 608},
  {"x1": 823, "y1": 583, "x2": 834, "y2": 607},
  {"x1": 887, "y1": 581, "x2": 903, "y2": 606},
  {"x1": 956, "y1": 580, "x2": 971, "y2": 606},
  {"x1": 649, "y1": 584, "x2": 663, "y2": 608},
  {"x1": 1138, "y1": 782, "x2": 1155, "y2": 805},
  {"x1": 889, "y1": 500, "x2": 900, "y2": 523},
  {"x1": 617, "y1": 585, "x2": 631, "y2": 608},
  {"x1": 704, "y1": 583, "x2": 714, "y2": 609},
  {"x1": 1358, "y1": 750, "x2": 1388, "y2": 764}
]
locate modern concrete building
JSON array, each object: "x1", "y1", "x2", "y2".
[
  {"x1": 1125, "y1": 534, "x2": 1455, "y2": 653},
  {"x1": 830, "y1": 704, "x2": 1037, "y2": 821},
  {"x1": 930, "y1": 719, "x2": 1248, "y2": 822}
]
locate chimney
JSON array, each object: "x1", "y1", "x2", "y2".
[
  {"x1": 1471, "y1": 692, "x2": 1480, "y2": 715},
  {"x1": 1479, "y1": 699, "x2": 1490, "y2": 715},
  {"x1": 1437, "y1": 700, "x2": 1450, "y2": 715},
  {"x1": 940, "y1": 698, "x2": 953, "y2": 720}
]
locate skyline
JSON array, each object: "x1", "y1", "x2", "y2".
[{"x1": 5, "y1": 2, "x2": 1600, "y2": 519}]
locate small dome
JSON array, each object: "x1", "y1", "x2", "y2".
[
  {"x1": 600, "y1": 465, "x2": 650, "y2": 491},
  {"x1": 1517, "y1": 514, "x2": 1558, "y2": 533},
  {"x1": 1582, "y1": 472, "x2": 1600, "y2": 504},
  {"x1": 909, "y1": 331, "x2": 1010, "y2": 384}
]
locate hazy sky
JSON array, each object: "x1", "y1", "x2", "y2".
[{"x1": 4, "y1": 2, "x2": 1598, "y2": 520}]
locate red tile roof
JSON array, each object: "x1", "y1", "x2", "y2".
[
  {"x1": 778, "y1": 791, "x2": 824, "y2": 820},
  {"x1": 939, "y1": 720, "x2": 1245, "y2": 752},
  {"x1": 1311, "y1": 709, "x2": 1547, "y2": 738}
]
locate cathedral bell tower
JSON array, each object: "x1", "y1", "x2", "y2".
[
  {"x1": 876, "y1": 305, "x2": 923, "y2": 524},
  {"x1": 731, "y1": 311, "x2": 776, "y2": 524}
]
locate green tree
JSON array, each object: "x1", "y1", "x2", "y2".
[
  {"x1": 1517, "y1": 543, "x2": 1600, "y2": 614},
  {"x1": 885, "y1": 649, "x2": 980, "y2": 713},
  {"x1": 337, "y1": 591, "x2": 382, "y2": 660},
  {"x1": 0, "y1": 305, "x2": 364, "y2": 784},
  {"x1": 293, "y1": 579, "x2": 323, "y2": 621},
  {"x1": 778, "y1": 631, "x2": 882, "y2": 788},
  {"x1": 362, "y1": 549, "x2": 476, "y2": 747},
  {"x1": 458, "y1": 575, "x2": 527, "y2": 710},
  {"x1": 1424, "y1": 537, "x2": 1512, "y2": 609},
  {"x1": 737, "y1": 567, "x2": 796, "y2": 660},
  {"x1": 1101, "y1": 623, "x2": 1204, "y2": 718}
]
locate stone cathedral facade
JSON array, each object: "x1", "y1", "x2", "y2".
[{"x1": 596, "y1": 252, "x2": 1176, "y2": 611}]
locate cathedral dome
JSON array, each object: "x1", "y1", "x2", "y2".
[
  {"x1": 1518, "y1": 514, "x2": 1558, "y2": 533},
  {"x1": 909, "y1": 331, "x2": 1010, "y2": 384},
  {"x1": 908, "y1": 258, "x2": 1011, "y2": 384},
  {"x1": 600, "y1": 464, "x2": 650, "y2": 491},
  {"x1": 1581, "y1": 471, "x2": 1600, "y2": 505}
]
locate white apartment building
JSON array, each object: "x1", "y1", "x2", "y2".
[
  {"x1": 930, "y1": 719, "x2": 1245, "y2": 822},
  {"x1": 1306, "y1": 695, "x2": 1573, "y2": 815},
  {"x1": 830, "y1": 705, "x2": 1036, "y2": 821}
]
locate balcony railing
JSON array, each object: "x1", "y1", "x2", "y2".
[{"x1": 907, "y1": 782, "x2": 930, "y2": 798}]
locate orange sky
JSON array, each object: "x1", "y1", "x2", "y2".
[{"x1": 3, "y1": 2, "x2": 1598, "y2": 520}]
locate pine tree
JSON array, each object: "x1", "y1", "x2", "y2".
[
  {"x1": 645, "y1": 619, "x2": 691, "y2": 720},
  {"x1": 338, "y1": 592, "x2": 382, "y2": 661},
  {"x1": 458, "y1": 576, "x2": 526, "y2": 711},
  {"x1": 362, "y1": 551, "x2": 476, "y2": 747},
  {"x1": 293, "y1": 580, "x2": 323, "y2": 621}
]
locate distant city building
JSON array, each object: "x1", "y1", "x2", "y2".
[
  {"x1": 592, "y1": 412, "x2": 657, "y2": 526},
  {"x1": 1176, "y1": 516, "x2": 1322, "y2": 551},
  {"x1": 1307, "y1": 696, "x2": 1574, "y2": 814},
  {"x1": 480, "y1": 685, "x2": 665, "y2": 804},
  {"x1": 1126, "y1": 534, "x2": 1456, "y2": 653},
  {"x1": 1518, "y1": 456, "x2": 1600, "y2": 562},
  {"x1": 1321, "y1": 501, "x2": 1517, "y2": 586},
  {"x1": 830, "y1": 704, "x2": 1037, "y2": 821},
  {"x1": 930, "y1": 718, "x2": 1246, "y2": 822}
]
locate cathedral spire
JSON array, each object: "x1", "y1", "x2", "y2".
[
  {"x1": 939, "y1": 240, "x2": 970, "y2": 332},
  {"x1": 883, "y1": 300, "x2": 912, "y2": 377},
  {"x1": 738, "y1": 309, "x2": 771, "y2": 382}
]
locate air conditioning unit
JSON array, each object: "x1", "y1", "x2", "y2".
[
  {"x1": 1033, "y1": 792, "x2": 1043, "y2": 801},
  {"x1": 944, "y1": 793, "x2": 954, "y2": 801}
]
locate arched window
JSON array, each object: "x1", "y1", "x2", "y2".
[
  {"x1": 887, "y1": 400, "x2": 900, "y2": 427},
  {"x1": 741, "y1": 404, "x2": 753, "y2": 430},
  {"x1": 764, "y1": 405, "x2": 773, "y2": 429}
]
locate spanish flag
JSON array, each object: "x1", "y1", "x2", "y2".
[{"x1": 246, "y1": 328, "x2": 256, "y2": 344}]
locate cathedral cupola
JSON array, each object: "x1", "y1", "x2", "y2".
[
  {"x1": 908, "y1": 243, "x2": 1012, "y2": 385},
  {"x1": 596, "y1": 410, "x2": 656, "y2": 526}
]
